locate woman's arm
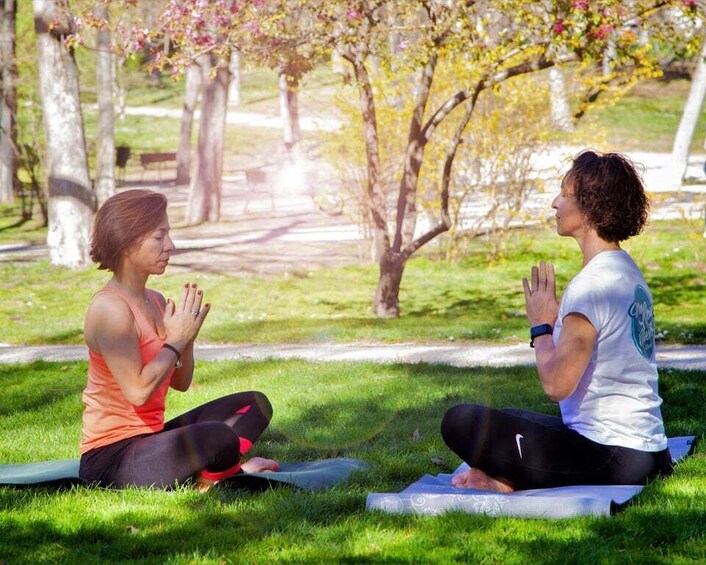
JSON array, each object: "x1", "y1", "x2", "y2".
[
  {"x1": 86, "y1": 284, "x2": 209, "y2": 405},
  {"x1": 161, "y1": 283, "x2": 210, "y2": 392},
  {"x1": 531, "y1": 314, "x2": 596, "y2": 401},
  {"x1": 85, "y1": 294, "x2": 184, "y2": 406},
  {"x1": 151, "y1": 290, "x2": 196, "y2": 392},
  {"x1": 170, "y1": 339, "x2": 195, "y2": 391},
  {"x1": 523, "y1": 261, "x2": 596, "y2": 402}
]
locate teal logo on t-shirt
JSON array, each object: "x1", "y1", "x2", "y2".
[{"x1": 628, "y1": 285, "x2": 655, "y2": 360}]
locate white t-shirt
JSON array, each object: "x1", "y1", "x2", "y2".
[{"x1": 555, "y1": 250, "x2": 668, "y2": 451}]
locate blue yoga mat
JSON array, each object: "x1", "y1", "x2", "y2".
[
  {"x1": 367, "y1": 436, "x2": 696, "y2": 518},
  {"x1": 0, "y1": 457, "x2": 369, "y2": 491}
]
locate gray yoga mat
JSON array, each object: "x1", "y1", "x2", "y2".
[
  {"x1": 0, "y1": 457, "x2": 369, "y2": 491},
  {"x1": 366, "y1": 436, "x2": 696, "y2": 518}
]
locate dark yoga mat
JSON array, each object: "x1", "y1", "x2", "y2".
[{"x1": 0, "y1": 457, "x2": 369, "y2": 491}]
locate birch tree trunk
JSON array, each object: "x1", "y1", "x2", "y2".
[
  {"x1": 670, "y1": 37, "x2": 706, "y2": 187},
  {"x1": 94, "y1": 3, "x2": 115, "y2": 205},
  {"x1": 549, "y1": 67, "x2": 573, "y2": 132},
  {"x1": 279, "y1": 71, "x2": 301, "y2": 148},
  {"x1": 228, "y1": 50, "x2": 241, "y2": 107},
  {"x1": 185, "y1": 55, "x2": 230, "y2": 224},
  {"x1": 176, "y1": 62, "x2": 201, "y2": 185},
  {"x1": 0, "y1": 0, "x2": 18, "y2": 204},
  {"x1": 34, "y1": 0, "x2": 94, "y2": 268}
]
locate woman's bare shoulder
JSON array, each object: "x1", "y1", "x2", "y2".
[{"x1": 85, "y1": 290, "x2": 136, "y2": 339}]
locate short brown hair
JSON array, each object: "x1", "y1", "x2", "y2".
[
  {"x1": 90, "y1": 189, "x2": 168, "y2": 272},
  {"x1": 563, "y1": 150, "x2": 650, "y2": 243}
]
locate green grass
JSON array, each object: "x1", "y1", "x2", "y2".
[
  {"x1": 0, "y1": 219, "x2": 703, "y2": 347},
  {"x1": 1, "y1": 359, "x2": 705, "y2": 564},
  {"x1": 586, "y1": 76, "x2": 706, "y2": 153}
]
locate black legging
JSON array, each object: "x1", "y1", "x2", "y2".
[
  {"x1": 441, "y1": 403, "x2": 672, "y2": 490},
  {"x1": 79, "y1": 391, "x2": 273, "y2": 489}
]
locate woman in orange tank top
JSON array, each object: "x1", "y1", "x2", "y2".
[{"x1": 79, "y1": 189, "x2": 278, "y2": 490}]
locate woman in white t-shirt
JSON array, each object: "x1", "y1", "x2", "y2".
[{"x1": 441, "y1": 150, "x2": 672, "y2": 492}]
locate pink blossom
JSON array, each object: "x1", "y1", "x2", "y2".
[
  {"x1": 594, "y1": 23, "x2": 613, "y2": 40},
  {"x1": 572, "y1": 0, "x2": 589, "y2": 10},
  {"x1": 553, "y1": 20, "x2": 565, "y2": 34},
  {"x1": 345, "y1": 8, "x2": 362, "y2": 20}
]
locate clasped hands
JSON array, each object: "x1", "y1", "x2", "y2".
[
  {"x1": 164, "y1": 282, "x2": 211, "y2": 344},
  {"x1": 522, "y1": 260, "x2": 558, "y2": 327}
]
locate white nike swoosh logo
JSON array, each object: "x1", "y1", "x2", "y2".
[{"x1": 515, "y1": 434, "x2": 524, "y2": 459}]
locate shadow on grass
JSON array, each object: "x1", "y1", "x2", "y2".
[
  {"x1": 650, "y1": 273, "x2": 706, "y2": 308},
  {"x1": 0, "y1": 217, "x2": 31, "y2": 232},
  {"x1": 0, "y1": 361, "x2": 85, "y2": 416},
  {"x1": 1, "y1": 361, "x2": 705, "y2": 563},
  {"x1": 3, "y1": 477, "x2": 705, "y2": 564}
]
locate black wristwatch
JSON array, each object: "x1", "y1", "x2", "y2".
[{"x1": 530, "y1": 324, "x2": 553, "y2": 348}]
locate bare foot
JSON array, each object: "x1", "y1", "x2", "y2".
[
  {"x1": 241, "y1": 457, "x2": 279, "y2": 474},
  {"x1": 451, "y1": 468, "x2": 514, "y2": 493},
  {"x1": 192, "y1": 474, "x2": 217, "y2": 493}
]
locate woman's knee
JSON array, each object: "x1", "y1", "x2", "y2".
[
  {"x1": 199, "y1": 421, "x2": 241, "y2": 454},
  {"x1": 249, "y1": 390, "x2": 273, "y2": 422},
  {"x1": 440, "y1": 403, "x2": 485, "y2": 446}
]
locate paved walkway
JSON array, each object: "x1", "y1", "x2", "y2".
[{"x1": 1, "y1": 342, "x2": 704, "y2": 370}]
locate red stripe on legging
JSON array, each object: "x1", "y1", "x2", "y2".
[
  {"x1": 200, "y1": 463, "x2": 241, "y2": 481},
  {"x1": 239, "y1": 437, "x2": 253, "y2": 455}
]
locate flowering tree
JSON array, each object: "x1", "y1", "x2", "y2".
[{"x1": 81, "y1": 0, "x2": 704, "y2": 314}]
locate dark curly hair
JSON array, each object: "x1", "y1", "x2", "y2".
[
  {"x1": 90, "y1": 189, "x2": 168, "y2": 272},
  {"x1": 562, "y1": 150, "x2": 650, "y2": 243}
]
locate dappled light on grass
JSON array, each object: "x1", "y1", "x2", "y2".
[
  {"x1": 1, "y1": 360, "x2": 705, "y2": 563},
  {"x1": 0, "y1": 221, "x2": 703, "y2": 346}
]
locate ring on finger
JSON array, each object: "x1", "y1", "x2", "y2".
[{"x1": 191, "y1": 310, "x2": 199, "y2": 317}]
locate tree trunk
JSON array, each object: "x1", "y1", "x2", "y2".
[
  {"x1": 350, "y1": 57, "x2": 389, "y2": 263},
  {"x1": 549, "y1": 67, "x2": 573, "y2": 132},
  {"x1": 393, "y1": 53, "x2": 438, "y2": 252},
  {"x1": 374, "y1": 250, "x2": 405, "y2": 318},
  {"x1": 670, "y1": 37, "x2": 706, "y2": 187},
  {"x1": 34, "y1": 0, "x2": 94, "y2": 268},
  {"x1": 228, "y1": 50, "x2": 241, "y2": 107},
  {"x1": 0, "y1": 0, "x2": 18, "y2": 204},
  {"x1": 94, "y1": 3, "x2": 114, "y2": 205},
  {"x1": 176, "y1": 62, "x2": 201, "y2": 185},
  {"x1": 279, "y1": 71, "x2": 301, "y2": 148},
  {"x1": 185, "y1": 54, "x2": 230, "y2": 224}
]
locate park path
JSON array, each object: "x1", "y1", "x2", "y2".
[
  {"x1": 1, "y1": 149, "x2": 704, "y2": 275},
  {"x1": 1, "y1": 342, "x2": 704, "y2": 370}
]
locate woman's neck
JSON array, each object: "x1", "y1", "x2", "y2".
[
  {"x1": 109, "y1": 268, "x2": 149, "y2": 301},
  {"x1": 576, "y1": 231, "x2": 621, "y2": 266}
]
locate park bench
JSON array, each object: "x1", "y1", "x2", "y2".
[
  {"x1": 139, "y1": 152, "x2": 177, "y2": 180},
  {"x1": 243, "y1": 168, "x2": 275, "y2": 213}
]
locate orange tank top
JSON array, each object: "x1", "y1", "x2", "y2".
[{"x1": 80, "y1": 286, "x2": 174, "y2": 454}]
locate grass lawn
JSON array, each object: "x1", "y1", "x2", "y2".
[
  {"x1": 1, "y1": 359, "x2": 705, "y2": 564},
  {"x1": 0, "y1": 219, "x2": 703, "y2": 347},
  {"x1": 2, "y1": 63, "x2": 705, "y2": 564}
]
